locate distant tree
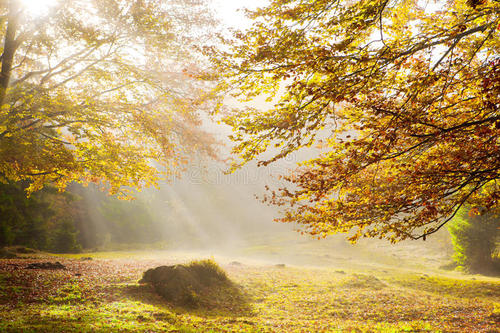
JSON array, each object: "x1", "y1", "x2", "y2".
[
  {"x1": 51, "y1": 219, "x2": 81, "y2": 253},
  {"x1": 0, "y1": 0, "x2": 218, "y2": 196},
  {"x1": 97, "y1": 190, "x2": 162, "y2": 244},
  {"x1": 0, "y1": 181, "x2": 164, "y2": 252},
  {"x1": 0, "y1": 181, "x2": 63, "y2": 249},
  {"x1": 447, "y1": 208, "x2": 500, "y2": 273},
  {"x1": 213, "y1": 0, "x2": 500, "y2": 242}
]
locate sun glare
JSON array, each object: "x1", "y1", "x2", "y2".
[{"x1": 20, "y1": 0, "x2": 58, "y2": 17}]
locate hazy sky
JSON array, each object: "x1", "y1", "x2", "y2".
[
  {"x1": 20, "y1": 0, "x2": 268, "y2": 25},
  {"x1": 213, "y1": 0, "x2": 268, "y2": 28}
]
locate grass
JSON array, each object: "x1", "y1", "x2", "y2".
[
  {"x1": 388, "y1": 273, "x2": 500, "y2": 300},
  {"x1": 0, "y1": 251, "x2": 499, "y2": 332}
]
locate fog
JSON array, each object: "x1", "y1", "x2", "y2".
[
  {"x1": 54, "y1": 57, "x2": 455, "y2": 270},
  {"x1": 74, "y1": 110, "x2": 453, "y2": 270},
  {"x1": 69, "y1": 0, "x2": 452, "y2": 269}
]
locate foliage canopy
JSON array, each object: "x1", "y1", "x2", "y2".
[
  {"x1": 0, "y1": 0, "x2": 217, "y2": 196},
  {"x1": 214, "y1": 0, "x2": 500, "y2": 241}
]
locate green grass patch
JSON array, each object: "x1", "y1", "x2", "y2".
[
  {"x1": 48, "y1": 283, "x2": 83, "y2": 304},
  {"x1": 388, "y1": 274, "x2": 500, "y2": 300}
]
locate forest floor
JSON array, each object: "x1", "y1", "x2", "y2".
[{"x1": 0, "y1": 249, "x2": 499, "y2": 332}]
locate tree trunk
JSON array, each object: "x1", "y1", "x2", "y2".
[{"x1": 0, "y1": 0, "x2": 20, "y2": 108}]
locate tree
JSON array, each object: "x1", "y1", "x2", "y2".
[
  {"x1": 0, "y1": 181, "x2": 53, "y2": 248},
  {"x1": 447, "y1": 207, "x2": 499, "y2": 273},
  {"x1": 51, "y1": 219, "x2": 81, "y2": 253},
  {"x1": 213, "y1": 0, "x2": 500, "y2": 242},
  {"x1": 0, "y1": 0, "x2": 217, "y2": 196},
  {"x1": 0, "y1": 181, "x2": 165, "y2": 251},
  {"x1": 0, "y1": 181, "x2": 73, "y2": 250}
]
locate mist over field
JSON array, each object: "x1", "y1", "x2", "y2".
[{"x1": 72, "y1": 150, "x2": 453, "y2": 273}]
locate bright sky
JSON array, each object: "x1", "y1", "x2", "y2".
[
  {"x1": 20, "y1": 0, "x2": 267, "y2": 29},
  {"x1": 20, "y1": 0, "x2": 58, "y2": 16},
  {"x1": 212, "y1": 0, "x2": 268, "y2": 29}
]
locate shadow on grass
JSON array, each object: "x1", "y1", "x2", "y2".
[{"x1": 120, "y1": 282, "x2": 254, "y2": 318}]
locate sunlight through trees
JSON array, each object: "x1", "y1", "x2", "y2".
[
  {"x1": 213, "y1": 0, "x2": 500, "y2": 242},
  {"x1": 0, "y1": 0, "x2": 218, "y2": 196}
]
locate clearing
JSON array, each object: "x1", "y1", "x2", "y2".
[{"x1": 0, "y1": 248, "x2": 499, "y2": 332}]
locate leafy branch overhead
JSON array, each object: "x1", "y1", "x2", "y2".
[
  {"x1": 0, "y1": 0, "x2": 218, "y2": 196},
  {"x1": 213, "y1": 0, "x2": 500, "y2": 242}
]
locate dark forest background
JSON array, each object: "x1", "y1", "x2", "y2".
[{"x1": 0, "y1": 182, "x2": 166, "y2": 253}]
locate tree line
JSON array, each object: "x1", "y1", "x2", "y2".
[{"x1": 0, "y1": 182, "x2": 165, "y2": 252}]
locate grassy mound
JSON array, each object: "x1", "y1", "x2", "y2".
[
  {"x1": 0, "y1": 247, "x2": 19, "y2": 259},
  {"x1": 0, "y1": 246, "x2": 38, "y2": 259},
  {"x1": 139, "y1": 259, "x2": 248, "y2": 310},
  {"x1": 341, "y1": 274, "x2": 387, "y2": 290},
  {"x1": 8, "y1": 246, "x2": 37, "y2": 254}
]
